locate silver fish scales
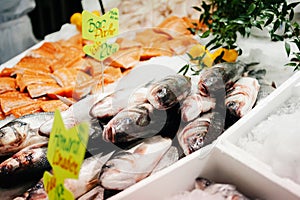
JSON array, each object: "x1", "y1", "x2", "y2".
[
  {"x1": 99, "y1": 135, "x2": 171, "y2": 190},
  {"x1": 0, "y1": 120, "x2": 48, "y2": 156},
  {"x1": 0, "y1": 142, "x2": 50, "y2": 188},
  {"x1": 225, "y1": 77, "x2": 260, "y2": 117},
  {"x1": 147, "y1": 74, "x2": 191, "y2": 110},
  {"x1": 198, "y1": 62, "x2": 246, "y2": 97}
]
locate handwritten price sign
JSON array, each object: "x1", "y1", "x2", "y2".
[
  {"x1": 43, "y1": 110, "x2": 89, "y2": 200},
  {"x1": 82, "y1": 8, "x2": 119, "y2": 61},
  {"x1": 82, "y1": 8, "x2": 119, "y2": 41}
]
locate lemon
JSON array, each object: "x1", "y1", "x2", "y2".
[
  {"x1": 211, "y1": 48, "x2": 238, "y2": 62},
  {"x1": 70, "y1": 13, "x2": 82, "y2": 31},
  {"x1": 189, "y1": 44, "x2": 214, "y2": 67}
]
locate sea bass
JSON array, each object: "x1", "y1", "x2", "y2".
[
  {"x1": 225, "y1": 77, "x2": 260, "y2": 117},
  {"x1": 0, "y1": 121, "x2": 48, "y2": 157},
  {"x1": 99, "y1": 136, "x2": 171, "y2": 190},
  {"x1": 102, "y1": 103, "x2": 166, "y2": 145},
  {"x1": 181, "y1": 93, "x2": 216, "y2": 122},
  {"x1": 195, "y1": 177, "x2": 251, "y2": 200},
  {"x1": 147, "y1": 74, "x2": 191, "y2": 110},
  {"x1": 198, "y1": 62, "x2": 246, "y2": 97},
  {"x1": 177, "y1": 111, "x2": 225, "y2": 155},
  {"x1": 0, "y1": 142, "x2": 50, "y2": 188}
]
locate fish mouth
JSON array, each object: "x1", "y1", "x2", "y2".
[
  {"x1": 198, "y1": 83, "x2": 209, "y2": 97},
  {"x1": 103, "y1": 126, "x2": 115, "y2": 143}
]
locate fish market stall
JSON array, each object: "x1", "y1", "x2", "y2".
[{"x1": 0, "y1": 0, "x2": 299, "y2": 199}]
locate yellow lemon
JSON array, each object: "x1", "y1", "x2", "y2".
[
  {"x1": 189, "y1": 44, "x2": 214, "y2": 67},
  {"x1": 70, "y1": 13, "x2": 82, "y2": 31},
  {"x1": 211, "y1": 48, "x2": 238, "y2": 62}
]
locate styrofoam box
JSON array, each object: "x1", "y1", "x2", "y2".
[{"x1": 109, "y1": 71, "x2": 300, "y2": 200}]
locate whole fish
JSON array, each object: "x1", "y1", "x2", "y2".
[
  {"x1": 64, "y1": 152, "x2": 112, "y2": 198},
  {"x1": 177, "y1": 113, "x2": 212, "y2": 155},
  {"x1": 99, "y1": 135, "x2": 171, "y2": 190},
  {"x1": 0, "y1": 142, "x2": 50, "y2": 188},
  {"x1": 198, "y1": 62, "x2": 246, "y2": 97},
  {"x1": 181, "y1": 93, "x2": 216, "y2": 122},
  {"x1": 14, "y1": 153, "x2": 112, "y2": 200},
  {"x1": 13, "y1": 112, "x2": 54, "y2": 130},
  {"x1": 90, "y1": 81, "x2": 153, "y2": 123},
  {"x1": 177, "y1": 111, "x2": 225, "y2": 155},
  {"x1": 150, "y1": 146, "x2": 179, "y2": 175},
  {"x1": 147, "y1": 74, "x2": 191, "y2": 110},
  {"x1": 39, "y1": 113, "x2": 79, "y2": 137},
  {"x1": 13, "y1": 180, "x2": 47, "y2": 200},
  {"x1": 77, "y1": 186, "x2": 104, "y2": 200},
  {"x1": 89, "y1": 89, "x2": 129, "y2": 123},
  {"x1": 225, "y1": 77, "x2": 260, "y2": 117},
  {"x1": 195, "y1": 177, "x2": 250, "y2": 200},
  {"x1": 0, "y1": 121, "x2": 48, "y2": 157},
  {"x1": 102, "y1": 103, "x2": 167, "y2": 145}
]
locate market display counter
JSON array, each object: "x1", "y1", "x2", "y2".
[{"x1": 0, "y1": 20, "x2": 298, "y2": 200}]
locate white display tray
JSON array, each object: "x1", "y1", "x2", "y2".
[
  {"x1": 110, "y1": 71, "x2": 300, "y2": 200},
  {"x1": 1, "y1": 23, "x2": 299, "y2": 200}
]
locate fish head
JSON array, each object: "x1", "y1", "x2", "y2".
[
  {"x1": 99, "y1": 155, "x2": 137, "y2": 190},
  {"x1": 195, "y1": 177, "x2": 213, "y2": 190},
  {"x1": 147, "y1": 85, "x2": 176, "y2": 110},
  {"x1": 187, "y1": 132, "x2": 205, "y2": 154},
  {"x1": 198, "y1": 67, "x2": 225, "y2": 96},
  {"x1": 0, "y1": 121, "x2": 29, "y2": 155}
]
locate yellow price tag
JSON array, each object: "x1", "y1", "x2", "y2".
[
  {"x1": 44, "y1": 110, "x2": 89, "y2": 200},
  {"x1": 43, "y1": 171, "x2": 74, "y2": 200},
  {"x1": 83, "y1": 41, "x2": 119, "y2": 61},
  {"x1": 82, "y1": 8, "x2": 119, "y2": 41}
]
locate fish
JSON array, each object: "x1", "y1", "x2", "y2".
[
  {"x1": 177, "y1": 113, "x2": 212, "y2": 155},
  {"x1": 102, "y1": 102, "x2": 179, "y2": 147},
  {"x1": 177, "y1": 111, "x2": 225, "y2": 155},
  {"x1": 0, "y1": 142, "x2": 50, "y2": 188},
  {"x1": 64, "y1": 152, "x2": 112, "y2": 199},
  {"x1": 147, "y1": 74, "x2": 191, "y2": 110},
  {"x1": 14, "y1": 153, "x2": 113, "y2": 200},
  {"x1": 90, "y1": 80, "x2": 154, "y2": 123},
  {"x1": 225, "y1": 77, "x2": 260, "y2": 117},
  {"x1": 13, "y1": 180, "x2": 48, "y2": 200},
  {"x1": 195, "y1": 177, "x2": 250, "y2": 200},
  {"x1": 77, "y1": 186, "x2": 104, "y2": 200},
  {"x1": 99, "y1": 135, "x2": 171, "y2": 190},
  {"x1": 181, "y1": 93, "x2": 216, "y2": 122},
  {"x1": 89, "y1": 89, "x2": 130, "y2": 124},
  {"x1": 0, "y1": 121, "x2": 48, "y2": 157},
  {"x1": 150, "y1": 146, "x2": 179, "y2": 175},
  {"x1": 102, "y1": 103, "x2": 160, "y2": 144},
  {"x1": 198, "y1": 61, "x2": 246, "y2": 97},
  {"x1": 0, "y1": 113, "x2": 53, "y2": 156}
]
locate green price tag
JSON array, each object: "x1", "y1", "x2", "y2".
[
  {"x1": 43, "y1": 110, "x2": 89, "y2": 200},
  {"x1": 83, "y1": 41, "x2": 119, "y2": 61}
]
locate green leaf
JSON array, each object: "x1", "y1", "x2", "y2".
[
  {"x1": 273, "y1": 19, "x2": 281, "y2": 31},
  {"x1": 287, "y1": 2, "x2": 300, "y2": 9},
  {"x1": 247, "y1": 3, "x2": 257, "y2": 14},
  {"x1": 192, "y1": 6, "x2": 202, "y2": 12},
  {"x1": 201, "y1": 30, "x2": 211, "y2": 38},
  {"x1": 285, "y1": 42, "x2": 291, "y2": 56},
  {"x1": 264, "y1": 15, "x2": 274, "y2": 27}
]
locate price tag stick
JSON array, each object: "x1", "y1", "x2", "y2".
[
  {"x1": 99, "y1": 0, "x2": 105, "y2": 15},
  {"x1": 101, "y1": 61, "x2": 105, "y2": 93}
]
